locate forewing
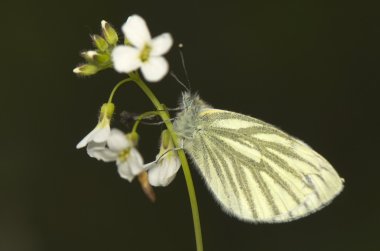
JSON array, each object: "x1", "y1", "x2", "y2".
[{"x1": 184, "y1": 109, "x2": 344, "y2": 223}]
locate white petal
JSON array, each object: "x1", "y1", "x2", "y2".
[
  {"x1": 141, "y1": 56, "x2": 169, "y2": 82},
  {"x1": 107, "y1": 129, "x2": 130, "y2": 152},
  {"x1": 148, "y1": 155, "x2": 181, "y2": 187},
  {"x1": 76, "y1": 126, "x2": 99, "y2": 149},
  {"x1": 128, "y1": 148, "x2": 144, "y2": 175},
  {"x1": 151, "y1": 33, "x2": 173, "y2": 56},
  {"x1": 147, "y1": 163, "x2": 160, "y2": 186},
  {"x1": 122, "y1": 15, "x2": 151, "y2": 48},
  {"x1": 93, "y1": 125, "x2": 110, "y2": 143},
  {"x1": 161, "y1": 157, "x2": 181, "y2": 185},
  {"x1": 117, "y1": 161, "x2": 134, "y2": 182},
  {"x1": 87, "y1": 142, "x2": 118, "y2": 162},
  {"x1": 112, "y1": 46, "x2": 142, "y2": 73}
]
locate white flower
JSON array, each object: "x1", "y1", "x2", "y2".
[
  {"x1": 112, "y1": 14, "x2": 173, "y2": 82},
  {"x1": 87, "y1": 129, "x2": 145, "y2": 182},
  {"x1": 147, "y1": 130, "x2": 181, "y2": 187},
  {"x1": 76, "y1": 103, "x2": 115, "y2": 149}
]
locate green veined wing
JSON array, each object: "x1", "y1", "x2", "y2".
[{"x1": 181, "y1": 108, "x2": 344, "y2": 223}]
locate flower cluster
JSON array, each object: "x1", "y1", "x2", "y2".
[
  {"x1": 77, "y1": 102, "x2": 181, "y2": 186},
  {"x1": 75, "y1": 15, "x2": 179, "y2": 190},
  {"x1": 73, "y1": 21, "x2": 118, "y2": 76},
  {"x1": 74, "y1": 15, "x2": 172, "y2": 82}
]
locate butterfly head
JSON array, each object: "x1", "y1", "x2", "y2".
[
  {"x1": 179, "y1": 91, "x2": 210, "y2": 111},
  {"x1": 173, "y1": 92, "x2": 211, "y2": 139}
]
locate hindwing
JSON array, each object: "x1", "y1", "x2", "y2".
[{"x1": 183, "y1": 109, "x2": 344, "y2": 223}]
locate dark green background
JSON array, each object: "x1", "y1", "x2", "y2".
[{"x1": 1, "y1": 0, "x2": 379, "y2": 250}]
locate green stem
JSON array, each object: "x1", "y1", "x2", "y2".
[
  {"x1": 130, "y1": 73, "x2": 203, "y2": 251},
  {"x1": 131, "y1": 111, "x2": 161, "y2": 134},
  {"x1": 107, "y1": 77, "x2": 133, "y2": 103}
]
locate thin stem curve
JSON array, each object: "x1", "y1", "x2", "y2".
[{"x1": 129, "y1": 72, "x2": 203, "y2": 251}]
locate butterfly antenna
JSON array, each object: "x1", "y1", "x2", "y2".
[
  {"x1": 154, "y1": 147, "x2": 183, "y2": 163},
  {"x1": 170, "y1": 71, "x2": 190, "y2": 92},
  {"x1": 178, "y1": 43, "x2": 192, "y2": 91}
]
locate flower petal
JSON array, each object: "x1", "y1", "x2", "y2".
[
  {"x1": 112, "y1": 46, "x2": 142, "y2": 73},
  {"x1": 128, "y1": 148, "x2": 144, "y2": 175},
  {"x1": 76, "y1": 126, "x2": 98, "y2": 149},
  {"x1": 117, "y1": 161, "x2": 134, "y2": 182},
  {"x1": 122, "y1": 15, "x2": 151, "y2": 48},
  {"x1": 147, "y1": 163, "x2": 160, "y2": 186},
  {"x1": 107, "y1": 129, "x2": 130, "y2": 152},
  {"x1": 148, "y1": 155, "x2": 181, "y2": 186},
  {"x1": 93, "y1": 125, "x2": 110, "y2": 143},
  {"x1": 87, "y1": 142, "x2": 118, "y2": 162},
  {"x1": 141, "y1": 56, "x2": 169, "y2": 82},
  {"x1": 151, "y1": 33, "x2": 173, "y2": 56}
]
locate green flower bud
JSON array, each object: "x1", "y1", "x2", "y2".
[
  {"x1": 80, "y1": 50, "x2": 98, "y2": 62},
  {"x1": 93, "y1": 52, "x2": 111, "y2": 65},
  {"x1": 101, "y1": 20, "x2": 118, "y2": 45},
  {"x1": 73, "y1": 64, "x2": 98, "y2": 76},
  {"x1": 91, "y1": 34, "x2": 108, "y2": 52},
  {"x1": 81, "y1": 51, "x2": 111, "y2": 66}
]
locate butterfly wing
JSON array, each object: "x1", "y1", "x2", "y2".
[{"x1": 183, "y1": 109, "x2": 344, "y2": 223}]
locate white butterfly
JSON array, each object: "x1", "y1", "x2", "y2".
[{"x1": 173, "y1": 92, "x2": 344, "y2": 223}]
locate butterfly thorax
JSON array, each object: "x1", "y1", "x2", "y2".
[{"x1": 173, "y1": 92, "x2": 211, "y2": 139}]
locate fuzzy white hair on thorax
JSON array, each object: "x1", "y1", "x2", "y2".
[{"x1": 173, "y1": 92, "x2": 211, "y2": 139}]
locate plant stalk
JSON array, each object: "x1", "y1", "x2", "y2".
[{"x1": 130, "y1": 73, "x2": 203, "y2": 251}]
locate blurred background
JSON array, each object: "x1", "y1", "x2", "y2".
[{"x1": 1, "y1": 0, "x2": 379, "y2": 250}]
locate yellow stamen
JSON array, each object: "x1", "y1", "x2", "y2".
[
  {"x1": 140, "y1": 44, "x2": 152, "y2": 62},
  {"x1": 118, "y1": 148, "x2": 131, "y2": 161}
]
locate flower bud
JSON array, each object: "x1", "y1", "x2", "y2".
[
  {"x1": 101, "y1": 20, "x2": 118, "y2": 45},
  {"x1": 100, "y1": 102, "x2": 115, "y2": 119},
  {"x1": 73, "y1": 64, "x2": 98, "y2": 76},
  {"x1": 91, "y1": 34, "x2": 108, "y2": 52},
  {"x1": 80, "y1": 50, "x2": 98, "y2": 62},
  {"x1": 93, "y1": 52, "x2": 111, "y2": 65},
  {"x1": 81, "y1": 51, "x2": 111, "y2": 66}
]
